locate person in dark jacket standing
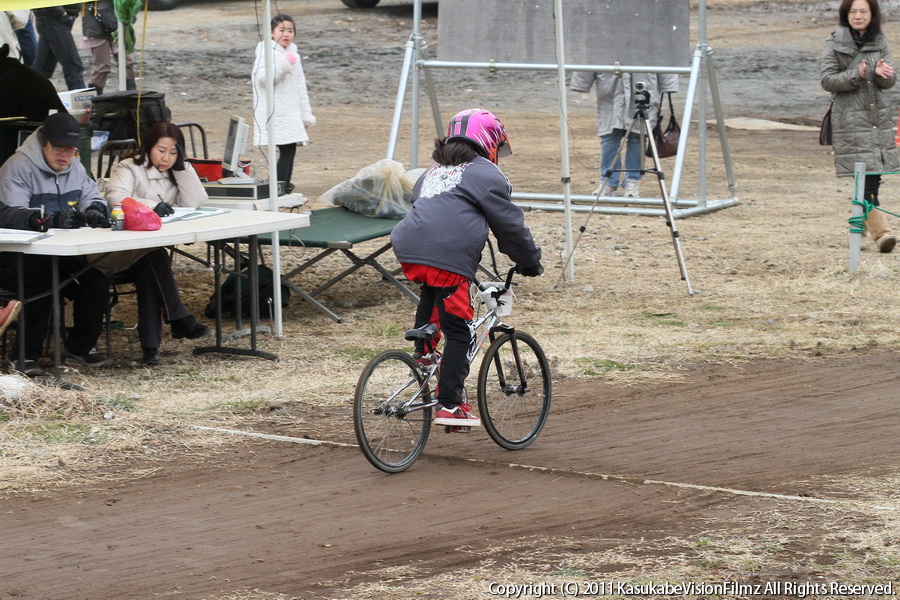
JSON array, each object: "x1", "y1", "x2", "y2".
[
  {"x1": 81, "y1": 0, "x2": 135, "y2": 95},
  {"x1": 33, "y1": 4, "x2": 85, "y2": 91},
  {"x1": 391, "y1": 108, "x2": 543, "y2": 430},
  {"x1": 820, "y1": 0, "x2": 899, "y2": 252}
]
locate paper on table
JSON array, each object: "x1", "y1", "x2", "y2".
[
  {"x1": 160, "y1": 207, "x2": 196, "y2": 223},
  {"x1": 0, "y1": 228, "x2": 53, "y2": 243},
  {"x1": 162, "y1": 207, "x2": 230, "y2": 224}
]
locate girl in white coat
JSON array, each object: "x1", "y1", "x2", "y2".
[{"x1": 252, "y1": 13, "x2": 315, "y2": 194}]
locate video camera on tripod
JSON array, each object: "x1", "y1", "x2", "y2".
[{"x1": 634, "y1": 81, "x2": 651, "y2": 110}]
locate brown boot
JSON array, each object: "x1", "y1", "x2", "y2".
[{"x1": 865, "y1": 209, "x2": 896, "y2": 253}]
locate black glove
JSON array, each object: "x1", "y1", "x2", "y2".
[
  {"x1": 84, "y1": 207, "x2": 111, "y2": 228},
  {"x1": 517, "y1": 262, "x2": 544, "y2": 277},
  {"x1": 60, "y1": 7, "x2": 77, "y2": 26},
  {"x1": 172, "y1": 143, "x2": 186, "y2": 171},
  {"x1": 52, "y1": 210, "x2": 89, "y2": 229},
  {"x1": 28, "y1": 212, "x2": 49, "y2": 233},
  {"x1": 153, "y1": 201, "x2": 175, "y2": 217}
]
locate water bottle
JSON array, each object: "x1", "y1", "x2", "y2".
[{"x1": 111, "y1": 202, "x2": 124, "y2": 230}]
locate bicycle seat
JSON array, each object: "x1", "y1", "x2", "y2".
[{"x1": 404, "y1": 323, "x2": 438, "y2": 342}]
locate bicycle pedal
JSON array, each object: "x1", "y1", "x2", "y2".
[{"x1": 444, "y1": 425, "x2": 472, "y2": 434}]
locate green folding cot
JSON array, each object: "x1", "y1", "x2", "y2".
[{"x1": 252, "y1": 206, "x2": 418, "y2": 323}]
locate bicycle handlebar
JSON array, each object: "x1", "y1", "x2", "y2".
[
  {"x1": 504, "y1": 266, "x2": 516, "y2": 289},
  {"x1": 474, "y1": 267, "x2": 517, "y2": 297}
]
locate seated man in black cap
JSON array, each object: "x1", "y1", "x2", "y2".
[{"x1": 0, "y1": 111, "x2": 112, "y2": 375}]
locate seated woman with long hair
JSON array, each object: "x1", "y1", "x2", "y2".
[{"x1": 103, "y1": 121, "x2": 211, "y2": 365}]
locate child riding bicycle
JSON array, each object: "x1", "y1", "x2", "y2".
[{"x1": 390, "y1": 108, "x2": 544, "y2": 430}]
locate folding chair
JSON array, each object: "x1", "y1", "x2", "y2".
[
  {"x1": 96, "y1": 138, "x2": 138, "y2": 180},
  {"x1": 94, "y1": 138, "x2": 141, "y2": 354},
  {"x1": 175, "y1": 121, "x2": 209, "y2": 159}
]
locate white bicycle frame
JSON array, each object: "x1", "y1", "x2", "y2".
[{"x1": 402, "y1": 275, "x2": 517, "y2": 414}]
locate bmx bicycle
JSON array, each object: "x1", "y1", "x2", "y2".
[{"x1": 353, "y1": 267, "x2": 552, "y2": 473}]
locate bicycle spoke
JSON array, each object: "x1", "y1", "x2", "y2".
[
  {"x1": 478, "y1": 332, "x2": 551, "y2": 450},
  {"x1": 354, "y1": 351, "x2": 433, "y2": 473}
]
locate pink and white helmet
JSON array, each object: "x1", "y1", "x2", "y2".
[{"x1": 446, "y1": 109, "x2": 511, "y2": 164}]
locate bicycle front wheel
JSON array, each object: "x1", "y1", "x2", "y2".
[
  {"x1": 353, "y1": 350, "x2": 433, "y2": 473},
  {"x1": 477, "y1": 331, "x2": 551, "y2": 450}
]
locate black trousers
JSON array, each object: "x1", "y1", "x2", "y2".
[
  {"x1": 0, "y1": 254, "x2": 109, "y2": 360},
  {"x1": 414, "y1": 283, "x2": 475, "y2": 406},
  {"x1": 276, "y1": 143, "x2": 297, "y2": 186},
  {"x1": 119, "y1": 249, "x2": 191, "y2": 349},
  {"x1": 34, "y1": 12, "x2": 85, "y2": 91},
  {"x1": 865, "y1": 174, "x2": 882, "y2": 206}
]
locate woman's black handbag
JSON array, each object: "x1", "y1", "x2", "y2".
[
  {"x1": 646, "y1": 92, "x2": 680, "y2": 159},
  {"x1": 819, "y1": 101, "x2": 833, "y2": 146}
]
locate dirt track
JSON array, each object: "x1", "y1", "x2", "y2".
[
  {"x1": 4, "y1": 351, "x2": 899, "y2": 599},
  {"x1": 5, "y1": 1, "x2": 899, "y2": 599}
]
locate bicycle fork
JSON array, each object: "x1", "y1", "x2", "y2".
[{"x1": 488, "y1": 324, "x2": 530, "y2": 395}]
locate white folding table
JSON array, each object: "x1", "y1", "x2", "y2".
[{"x1": 0, "y1": 209, "x2": 309, "y2": 385}]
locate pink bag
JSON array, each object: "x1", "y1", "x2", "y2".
[{"x1": 122, "y1": 197, "x2": 162, "y2": 231}]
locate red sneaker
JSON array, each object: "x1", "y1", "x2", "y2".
[
  {"x1": 0, "y1": 300, "x2": 20, "y2": 336},
  {"x1": 413, "y1": 350, "x2": 441, "y2": 367},
  {"x1": 434, "y1": 402, "x2": 481, "y2": 432}
]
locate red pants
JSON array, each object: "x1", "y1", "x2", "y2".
[{"x1": 401, "y1": 263, "x2": 475, "y2": 406}]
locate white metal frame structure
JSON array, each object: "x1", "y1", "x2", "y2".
[{"x1": 387, "y1": 0, "x2": 738, "y2": 282}]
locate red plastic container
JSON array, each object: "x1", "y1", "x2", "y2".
[{"x1": 186, "y1": 158, "x2": 251, "y2": 182}]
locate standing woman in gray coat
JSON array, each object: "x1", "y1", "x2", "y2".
[
  {"x1": 820, "y1": 0, "x2": 899, "y2": 253},
  {"x1": 571, "y1": 71, "x2": 678, "y2": 198}
]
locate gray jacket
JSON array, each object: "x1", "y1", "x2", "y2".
[
  {"x1": 820, "y1": 27, "x2": 900, "y2": 177},
  {"x1": 571, "y1": 71, "x2": 679, "y2": 137},
  {"x1": 391, "y1": 157, "x2": 541, "y2": 280},
  {"x1": 0, "y1": 127, "x2": 106, "y2": 216}
]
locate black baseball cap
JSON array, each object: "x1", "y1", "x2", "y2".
[{"x1": 42, "y1": 112, "x2": 80, "y2": 147}]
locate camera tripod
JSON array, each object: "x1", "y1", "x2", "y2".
[{"x1": 597, "y1": 84, "x2": 696, "y2": 296}]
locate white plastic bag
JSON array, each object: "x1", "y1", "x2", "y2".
[
  {"x1": 0, "y1": 375, "x2": 32, "y2": 401},
  {"x1": 319, "y1": 159, "x2": 425, "y2": 219}
]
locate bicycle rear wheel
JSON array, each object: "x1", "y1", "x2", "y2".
[
  {"x1": 353, "y1": 350, "x2": 433, "y2": 473},
  {"x1": 477, "y1": 331, "x2": 551, "y2": 450}
]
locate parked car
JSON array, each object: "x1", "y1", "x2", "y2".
[{"x1": 148, "y1": 0, "x2": 381, "y2": 9}]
